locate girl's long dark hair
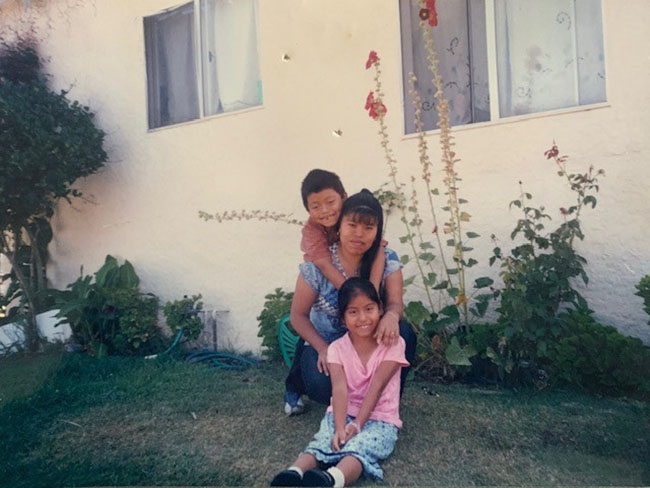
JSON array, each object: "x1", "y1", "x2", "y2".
[
  {"x1": 337, "y1": 189, "x2": 384, "y2": 280},
  {"x1": 338, "y1": 277, "x2": 381, "y2": 317}
]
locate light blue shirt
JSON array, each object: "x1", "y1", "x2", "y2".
[{"x1": 298, "y1": 243, "x2": 402, "y2": 344}]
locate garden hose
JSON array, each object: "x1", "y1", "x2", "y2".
[{"x1": 146, "y1": 327, "x2": 257, "y2": 371}]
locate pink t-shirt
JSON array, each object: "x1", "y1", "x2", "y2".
[
  {"x1": 301, "y1": 218, "x2": 338, "y2": 262},
  {"x1": 327, "y1": 333, "x2": 409, "y2": 428}
]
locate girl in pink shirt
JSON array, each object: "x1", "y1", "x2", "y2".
[{"x1": 271, "y1": 278, "x2": 408, "y2": 487}]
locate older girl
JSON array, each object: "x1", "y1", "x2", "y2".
[{"x1": 283, "y1": 189, "x2": 415, "y2": 413}]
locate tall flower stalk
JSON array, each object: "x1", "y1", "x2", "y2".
[
  {"x1": 366, "y1": 51, "x2": 434, "y2": 315},
  {"x1": 417, "y1": 0, "x2": 469, "y2": 319}
]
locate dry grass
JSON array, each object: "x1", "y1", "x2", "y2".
[{"x1": 1, "y1": 353, "x2": 648, "y2": 487}]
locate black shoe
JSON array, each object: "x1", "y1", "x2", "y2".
[
  {"x1": 271, "y1": 469, "x2": 303, "y2": 486},
  {"x1": 302, "y1": 468, "x2": 335, "y2": 487}
]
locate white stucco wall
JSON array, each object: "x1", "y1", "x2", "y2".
[{"x1": 1, "y1": 0, "x2": 649, "y2": 351}]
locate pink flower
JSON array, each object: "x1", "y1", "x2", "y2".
[
  {"x1": 368, "y1": 101, "x2": 387, "y2": 119},
  {"x1": 365, "y1": 91, "x2": 387, "y2": 119},
  {"x1": 545, "y1": 145, "x2": 559, "y2": 160},
  {"x1": 432, "y1": 225, "x2": 438, "y2": 234},
  {"x1": 365, "y1": 50, "x2": 379, "y2": 69},
  {"x1": 560, "y1": 207, "x2": 569, "y2": 215},
  {"x1": 365, "y1": 91, "x2": 375, "y2": 111}
]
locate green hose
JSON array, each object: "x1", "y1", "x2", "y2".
[{"x1": 149, "y1": 328, "x2": 257, "y2": 371}]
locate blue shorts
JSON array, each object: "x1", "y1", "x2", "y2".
[{"x1": 302, "y1": 412, "x2": 398, "y2": 480}]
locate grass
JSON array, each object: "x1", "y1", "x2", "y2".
[{"x1": 1, "y1": 352, "x2": 649, "y2": 487}]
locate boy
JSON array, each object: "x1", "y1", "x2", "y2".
[
  {"x1": 300, "y1": 169, "x2": 384, "y2": 292},
  {"x1": 284, "y1": 171, "x2": 385, "y2": 416}
]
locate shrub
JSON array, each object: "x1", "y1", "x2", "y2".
[
  {"x1": 163, "y1": 295, "x2": 204, "y2": 340},
  {"x1": 490, "y1": 146, "x2": 604, "y2": 379},
  {"x1": 55, "y1": 255, "x2": 161, "y2": 356},
  {"x1": 635, "y1": 275, "x2": 650, "y2": 326},
  {"x1": 549, "y1": 310, "x2": 650, "y2": 397},
  {"x1": 0, "y1": 37, "x2": 107, "y2": 351},
  {"x1": 256, "y1": 288, "x2": 293, "y2": 361}
]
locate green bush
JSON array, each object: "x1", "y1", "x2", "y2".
[
  {"x1": 163, "y1": 295, "x2": 204, "y2": 340},
  {"x1": 55, "y1": 255, "x2": 161, "y2": 356},
  {"x1": 256, "y1": 288, "x2": 293, "y2": 361},
  {"x1": 635, "y1": 275, "x2": 650, "y2": 326},
  {"x1": 549, "y1": 311, "x2": 650, "y2": 397}
]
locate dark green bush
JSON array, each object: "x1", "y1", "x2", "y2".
[
  {"x1": 163, "y1": 294, "x2": 203, "y2": 340},
  {"x1": 256, "y1": 288, "x2": 293, "y2": 361},
  {"x1": 635, "y1": 275, "x2": 650, "y2": 326},
  {"x1": 549, "y1": 311, "x2": 650, "y2": 397},
  {"x1": 55, "y1": 255, "x2": 161, "y2": 356}
]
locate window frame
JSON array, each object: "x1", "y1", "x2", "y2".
[
  {"x1": 397, "y1": 0, "x2": 610, "y2": 138},
  {"x1": 143, "y1": 0, "x2": 264, "y2": 133}
]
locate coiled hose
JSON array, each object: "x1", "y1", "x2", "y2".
[{"x1": 147, "y1": 328, "x2": 257, "y2": 371}]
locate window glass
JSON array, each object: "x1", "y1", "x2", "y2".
[
  {"x1": 144, "y1": 0, "x2": 262, "y2": 130},
  {"x1": 400, "y1": 0, "x2": 606, "y2": 133},
  {"x1": 201, "y1": 0, "x2": 262, "y2": 116},
  {"x1": 495, "y1": 0, "x2": 606, "y2": 117},
  {"x1": 401, "y1": 0, "x2": 489, "y2": 133},
  {"x1": 144, "y1": 3, "x2": 199, "y2": 129}
]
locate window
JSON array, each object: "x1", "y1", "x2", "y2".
[
  {"x1": 144, "y1": 0, "x2": 262, "y2": 130},
  {"x1": 400, "y1": 0, "x2": 607, "y2": 134}
]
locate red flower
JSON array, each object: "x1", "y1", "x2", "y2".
[
  {"x1": 545, "y1": 145, "x2": 559, "y2": 160},
  {"x1": 368, "y1": 100, "x2": 387, "y2": 119},
  {"x1": 365, "y1": 91, "x2": 375, "y2": 110},
  {"x1": 560, "y1": 207, "x2": 569, "y2": 215},
  {"x1": 426, "y1": 0, "x2": 438, "y2": 26},
  {"x1": 365, "y1": 50, "x2": 379, "y2": 69}
]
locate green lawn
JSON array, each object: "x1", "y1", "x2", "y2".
[{"x1": 1, "y1": 352, "x2": 649, "y2": 487}]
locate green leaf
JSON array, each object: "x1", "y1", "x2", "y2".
[
  {"x1": 446, "y1": 287, "x2": 459, "y2": 298},
  {"x1": 404, "y1": 301, "x2": 431, "y2": 327},
  {"x1": 440, "y1": 304, "x2": 460, "y2": 319},
  {"x1": 419, "y1": 242, "x2": 434, "y2": 249},
  {"x1": 447, "y1": 268, "x2": 459, "y2": 275},
  {"x1": 400, "y1": 254, "x2": 411, "y2": 265},
  {"x1": 466, "y1": 232, "x2": 480, "y2": 238},
  {"x1": 403, "y1": 276, "x2": 416, "y2": 288},
  {"x1": 431, "y1": 188, "x2": 440, "y2": 195},
  {"x1": 423, "y1": 272, "x2": 437, "y2": 287},
  {"x1": 445, "y1": 336, "x2": 472, "y2": 366},
  {"x1": 458, "y1": 198, "x2": 468, "y2": 204},
  {"x1": 459, "y1": 212, "x2": 471, "y2": 222},
  {"x1": 474, "y1": 277, "x2": 494, "y2": 289},
  {"x1": 419, "y1": 252, "x2": 435, "y2": 262},
  {"x1": 446, "y1": 239, "x2": 455, "y2": 246},
  {"x1": 432, "y1": 280, "x2": 448, "y2": 290},
  {"x1": 583, "y1": 195, "x2": 597, "y2": 208}
]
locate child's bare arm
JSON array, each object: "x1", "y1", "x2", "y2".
[
  {"x1": 352, "y1": 361, "x2": 400, "y2": 430},
  {"x1": 314, "y1": 256, "x2": 347, "y2": 289},
  {"x1": 329, "y1": 363, "x2": 348, "y2": 451},
  {"x1": 369, "y1": 245, "x2": 386, "y2": 294}
]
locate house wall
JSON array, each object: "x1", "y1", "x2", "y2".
[{"x1": 1, "y1": 0, "x2": 649, "y2": 351}]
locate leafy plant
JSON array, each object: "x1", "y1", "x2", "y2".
[
  {"x1": 549, "y1": 310, "x2": 650, "y2": 397},
  {"x1": 256, "y1": 288, "x2": 293, "y2": 361},
  {"x1": 55, "y1": 255, "x2": 160, "y2": 356},
  {"x1": 0, "y1": 37, "x2": 107, "y2": 351},
  {"x1": 163, "y1": 295, "x2": 204, "y2": 340},
  {"x1": 490, "y1": 145, "x2": 604, "y2": 378},
  {"x1": 635, "y1": 275, "x2": 650, "y2": 326}
]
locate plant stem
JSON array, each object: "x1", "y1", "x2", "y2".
[{"x1": 373, "y1": 62, "x2": 435, "y2": 312}]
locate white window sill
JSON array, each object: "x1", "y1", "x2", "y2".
[
  {"x1": 147, "y1": 104, "x2": 265, "y2": 134},
  {"x1": 400, "y1": 102, "x2": 611, "y2": 140}
]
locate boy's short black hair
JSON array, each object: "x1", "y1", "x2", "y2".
[{"x1": 300, "y1": 169, "x2": 346, "y2": 209}]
